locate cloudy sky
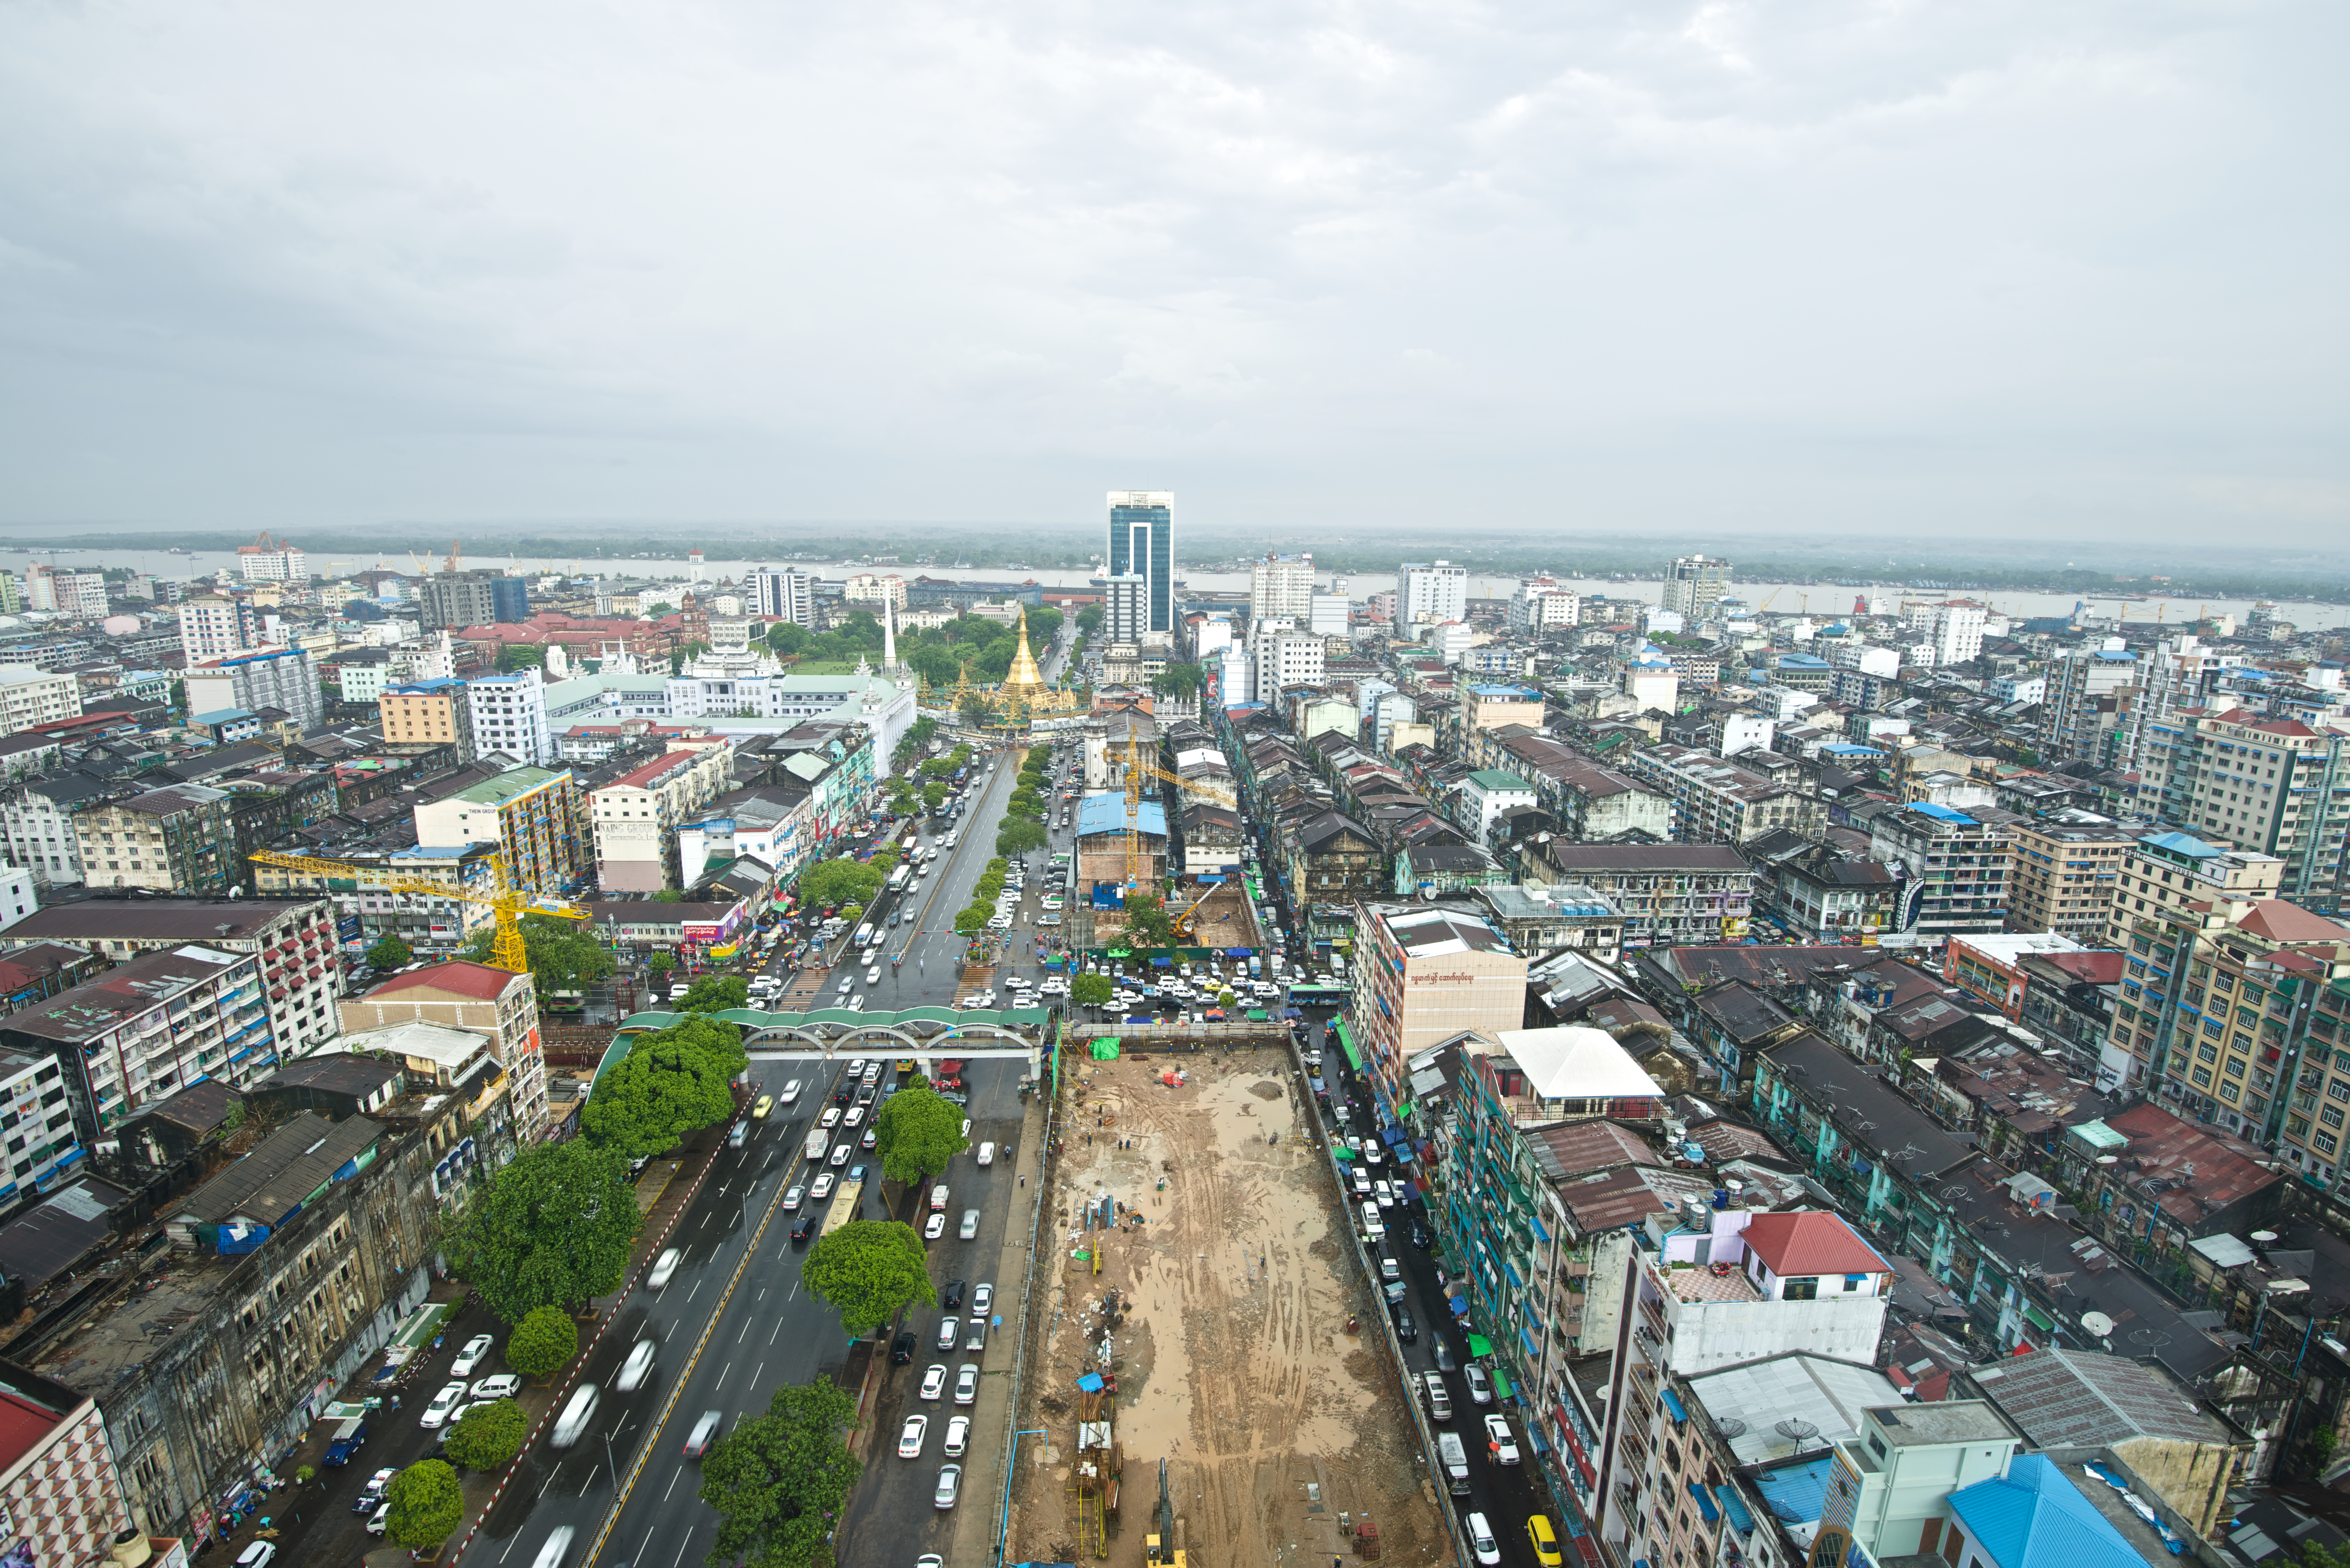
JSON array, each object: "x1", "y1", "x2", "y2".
[{"x1": 0, "y1": 0, "x2": 2340, "y2": 544}]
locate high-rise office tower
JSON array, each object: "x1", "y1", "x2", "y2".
[
  {"x1": 1103, "y1": 575, "x2": 1150, "y2": 644},
  {"x1": 1659, "y1": 554, "x2": 1731, "y2": 619},
  {"x1": 1399, "y1": 561, "x2": 1467, "y2": 629},
  {"x1": 1107, "y1": 491, "x2": 1173, "y2": 637},
  {"x1": 748, "y1": 566, "x2": 817, "y2": 629}
]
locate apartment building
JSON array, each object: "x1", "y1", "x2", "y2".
[
  {"x1": 1659, "y1": 554, "x2": 1730, "y2": 620},
  {"x1": 1906, "y1": 599, "x2": 1988, "y2": 665},
  {"x1": 1943, "y1": 932, "x2": 2085, "y2": 1019},
  {"x1": 1248, "y1": 555, "x2": 1314, "y2": 621},
  {"x1": 0, "y1": 667, "x2": 82, "y2": 737},
  {"x1": 0, "y1": 774, "x2": 108, "y2": 888},
  {"x1": 1348, "y1": 903, "x2": 1525, "y2": 1117},
  {"x1": 2005, "y1": 818, "x2": 2132, "y2": 939},
  {"x1": 4, "y1": 899, "x2": 343, "y2": 1058},
  {"x1": 253, "y1": 842, "x2": 502, "y2": 957},
  {"x1": 748, "y1": 565, "x2": 817, "y2": 628},
  {"x1": 174, "y1": 596, "x2": 259, "y2": 662},
  {"x1": 1521, "y1": 841, "x2": 1754, "y2": 946},
  {"x1": 1462, "y1": 684, "x2": 1544, "y2": 737},
  {"x1": 1399, "y1": 561, "x2": 1468, "y2": 629},
  {"x1": 1622, "y1": 743, "x2": 1825, "y2": 846},
  {"x1": 1593, "y1": 1209, "x2": 1891, "y2": 1565},
  {"x1": 379, "y1": 676, "x2": 473, "y2": 756},
  {"x1": 340, "y1": 960, "x2": 551, "y2": 1139},
  {"x1": 416, "y1": 571, "x2": 499, "y2": 631},
  {"x1": 0, "y1": 1046, "x2": 80, "y2": 1204},
  {"x1": 71, "y1": 785, "x2": 236, "y2": 894},
  {"x1": 1471, "y1": 729, "x2": 1673, "y2": 842},
  {"x1": 0, "y1": 946, "x2": 272, "y2": 1143},
  {"x1": 591, "y1": 742, "x2": 735, "y2": 891},
  {"x1": 2111, "y1": 892, "x2": 2350, "y2": 1180},
  {"x1": 411, "y1": 766, "x2": 591, "y2": 894},
  {"x1": 1252, "y1": 625, "x2": 1323, "y2": 699},
  {"x1": 1865, "y1": 803, "x2": 2014, "y2": 941},
  {"x1": 2157, "y1": 707, "x2": 2350, "y2": 911},
  {"x1": 2039, "y1": 644, "x2": 2138, "y2": 765},
  {"x1": 2109, "y1": 830, "x2": 2282, "y2": 943},
  {"x1": 467, "y1": 669, "x2": 557, "y2": 765},
  {"x1": 1746, "y1": 836, "x2": 1902, "y2": 942},
  {"x1": 1508, "y1": 577, "x2": 1580, "y2": 634},
  {"x1": 182, "y1": 646, "x2": 322, "y2": 731}
]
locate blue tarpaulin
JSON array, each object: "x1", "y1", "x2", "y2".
[
  {"x1": 1714, "y1": 1486, "x2": 1754, "y2": 1535},
  {"x1": 1659, "y1": 1388, "x2": 1689, "y2": 1424},
  {"x1": 1076, "y1": 1373, "x2": 1104, "y2": 1392},
  {"x1": 1688, "y1": 1482, "x2": 1719, "y2": 1524}
]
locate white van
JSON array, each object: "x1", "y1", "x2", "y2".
[
  {"x1": 1360, "y1": 1201, "x2": 1385, "y2": 1239},
  {"x1": 550, "y1": 1384, "x2": 598, "y2": 1448}
]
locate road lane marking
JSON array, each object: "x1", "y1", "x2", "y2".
[{"x1": 581, "y1": 1463, "x2": 599, "y2": 1494}]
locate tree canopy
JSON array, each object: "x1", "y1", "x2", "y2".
[
  {"x1": 364, "y1": 934, "x2": 413, "y2": 970},
  {"x1": 1071, "y1": 972, "x2": 1114, "y2": 1008},
  {"x1": 445, "y1": 1140, "x2": 642, "y2": 1322},
  {"x1": 799, "y1": 1220, "x2": 936, "y2": 1340},
  {"x1": 1121, "y1": 891, "x2": 1177, "y2": 948},
  {"x1": 678, "y1": 974, "x2": 751, "y2": 1013},
  {"x1": 1149, "y1": 661, "x2": 1206, "y2": 699},
  {"x1": 579, "y1": 1021, "x2": 741, "y2": 1160},
  {"x1": 871, "y1": 1085, "x2": 969, "y2": 1186},
  {"x1": 444, "y1": 1397, "x2": 528, "y2": 1470},
  {"x1": 505, "y1": 1305, "x2": 580, "y2": 1380},
  {"x1": 384, "y1": 1461, "x2": 465, "y2": 1552},
  {"x1": 462, "y1": 913, "x2": 612, "y2": 993},
  {"x1": 797, "y1": 856, "x2": 887, "y2": 912},
  {"x1": 698, "y1": 1380, "x2": 864, "y2": 1568},
  {"x1": 995, "y1": 819, "x2": 1047, "y2": 858}
]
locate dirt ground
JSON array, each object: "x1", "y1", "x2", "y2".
[{"x1": 1008, "y1": 1049, "x2": 1446, "y2": 1566}]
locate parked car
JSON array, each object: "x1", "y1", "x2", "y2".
[
  {"x1": 419, "y1": 1382, "x2": 468, "y2": 1429},
  {"x1": 892, "y1": 1330, "x2": 917, "y2": 1364},
  {"x1": 1465, "y1": 1365, "x2": 1493, "y2": 1405},
  {"x1": 971, "y1": 1282, "x2": 994, "y2": 1316},
  {"x1": 943, "y1": 1279, "x2": 966, "y2": 1309},
  {"x1": 451, "y1": 1334, "x2": 494, "y2": 1376},
  {"x1": 925, "y1": 1212, "x2": 947, "y2": 1240},
  {"x1": 920, "y1": 1364, "x2": 949, "y2": 1401},
  {"x1": 898, "y1": 1414, "x2": 929, "y2": 1458},
  {"x1": 936, "y1": 1317, "x2": 960, "y2": 1351},
  {"x1": 1483, "y1": 1413, "x2": 1520, "y2": 1464},
  {"x1": 351, "y1": 1467, "x2": 397, "y2": 1514},
  {"x1": 471, "y1": 1373, "x2": 522, "y2": 1401},
  {"x1": 934, "y1": 1463, "x2": 962, "y2": 1509},
  {"x1": 944, "y1": 1414, "x2": 970, "y2": 1457}
]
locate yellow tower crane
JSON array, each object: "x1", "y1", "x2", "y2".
[
  {"x1": 1118, "y1": 733, "x2": 1237, "y2": 895},
  {"x1": 248, "y1": 850, "x2": 591, "y2": 975}
]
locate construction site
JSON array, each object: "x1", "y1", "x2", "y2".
[{"x1": 1008, "y1": 1047, "x2": 1445, "y2": 1566}]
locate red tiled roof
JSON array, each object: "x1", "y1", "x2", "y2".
[
  {"x1": 365, "y1": 961, "x2": 521, "y2": 1003},
  {"x1": 2238, "y1": 900, "x2": 2350, "y2": 945},
  {"x1": 0, "y1": 1385, "x2": 63, "y2": 1472},
  {"x1": 1739, "y1": 1211, "x2": 1890, "y2": 1279}
]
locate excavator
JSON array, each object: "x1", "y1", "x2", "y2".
[{"x1": 1144, "y1": 1458, "x2": 1187, "y2": 1566}]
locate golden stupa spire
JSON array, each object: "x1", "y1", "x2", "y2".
[{"x1": 1002, "y1": 608, "x2": 1047, "y2": 694}]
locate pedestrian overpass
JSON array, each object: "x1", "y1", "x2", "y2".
[{"x1": 605, "y1": 1005, "x2": 1056, "y2": 1078}]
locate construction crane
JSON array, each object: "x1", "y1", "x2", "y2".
[
  {"x1": 1144, "y1": 1458, "x2": 1186, "y2": 1565},
  {"x1": 445, "y1": 539, "x2": 464, "y2": 575},
  {"x1": 248, "y1": 850, "x2": 591, "y2": 975},
  {"x1": 1117, "y1": 733, "x2": 1237, "y2": 895}
]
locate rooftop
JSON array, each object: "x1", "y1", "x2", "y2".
[
  {"x1": 1491, "y1": 1026, "x2": 1663, "y2": 1102},
  {"x1": 1968, "y1": 1347, "x2": 2232, "y2": 1449},
  {"x1": 1947, "y1": 1453, "x2": 2144, "y2": 1568},
  {"x1": 360, "y1": 961, "x2": 523, "y2": 1005},
  {"x1": 1, "y1": 945, "x2": 248, "y2": 1044},
  {"x1": 172, "y1": 1111, "x2": 383, "y2": 1230},
  {"x1": 1740, "y1": 1211, "x2": 1892, "y2": 1278},
  {"x1": 4, "y1": 900, "x2": 318, "y2": 944},
  {"x1": 1685, "y1": 1351, "x2": 1901, "y2": 1467}
]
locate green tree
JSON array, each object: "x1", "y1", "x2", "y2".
[
  {"x1": 445, "y1": 1141, "x2": 642, "y2": 1323},
  {"x1": 1076, "y1": 605, "x2": 1103, "y2": 634},
  {"x1": 383, "y1": 1460, "x2": 465, "y2": 1554},
  {"x1": 1122, "y1": 891, "x2": 1176, "y2": 948},
  {"x1": 920, "y1": 757, "x2": 954, "y2": 780},
  {"x1": 580, "y1": 1026, "x2": 739, "y2": 1159},
  {"x1": 1217, "y1": 988, "x2": 1237, "y2": 1009},
  {"x1": 462, "y1": 914, "x2": 613, "y2": 993},
  {"x1": 648, "y1": 951, "x2": 677, "y2": 976},
  {"x1": 443, "y1": 1397, "x2": 528, "y2": 1470},
  {"x1": 921, "y1": 782, "x2": 947, "y2": 812},
  {"x1": 909, "y1": 644, "x2": 961, "y2": 688},
  {"x1": 960, "y1": 693, "x2": 993, "y2": 726},
  {"x1": 871, "y1": 1085, "x2": 970, "y2": 1186},
  {"x1": 495, "y1": 642, "x2": 545, "y2": 673},
  {"x1": 995, "y1": 819, "x2": 1047, "y2": 858},
  {"x1": 505, "y1": 1306, "x2": 580, "y2": 1380},
  {"x1": 1071, "y1": 972, "x2": 1114, "y2": 1009},
  {"x1": 1149, "y1": 661, "x2": 1206, "y2": 700},
  {"x1": 798, "y1": 857, "x2": 885, "y2": 912},
  {"x1": 800, "y1": 1220, "x2": 937, "y2": 1338},
  {"x1": 364, "y1": 934, "x2": 413, "y2": 970},
  {"x1": 953, "y1": 906, "x2": 987, "y2": 937},
  {"x1": 679, "y1": 975, "x2": 751, "y2": 1013},
  {"x1": 698, "y1": 1380, "x2": 863, "y2": 1568},
  {"x1": 651, "y1": 887, "x2": 686, "y2": 902},
  {"x1": 767, "y1": 621, "x2": 812, "y2": 656}
]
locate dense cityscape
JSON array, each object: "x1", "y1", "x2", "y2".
[{"x1": 0, "y1": 493, "x2": 2336, "y2": 1568}]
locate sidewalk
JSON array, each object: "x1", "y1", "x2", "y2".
[{"x1": 957, "y1": 1086, "x2": 1053, "y2": 1568}]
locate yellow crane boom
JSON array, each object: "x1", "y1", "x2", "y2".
[{"x1": 249, "y1": 850, "x2": 591, "y2": 976}]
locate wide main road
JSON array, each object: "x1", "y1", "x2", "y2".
[{"x1": 466, "y1": 748, "x2": 1041, "y2": 1568}]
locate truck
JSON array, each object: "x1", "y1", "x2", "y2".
[
  {"x1": 804, "y1": 1130, "x2": 829, "y2": 1162},
  {"x1": 1247, "y1": 955, "x2": 1262, "y2": 979},
  {"x1": 1435, "y1": 1430, "x2": 1471, "y2": 1495},
  {"x1": 322, "y1": 1415, "x2": 370, "y2": 1466}
]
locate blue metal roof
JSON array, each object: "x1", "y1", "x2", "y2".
[
  {"x1": 1076, "y1": 794, "x2": 1168, "y2": 838},
  {"x1": 1751, "y1": 1454, "x2": 1835, "y2": 1526},
  {"x1": 1948, "y1": 1454, "x2": 2142, "y2": 1568},
  {"x1": 1907, "y1": 803, "x2": 1979, "y2": 823},
  {"x1": 2141, "y1": 831, "x2": 2221, "y2": 859}
]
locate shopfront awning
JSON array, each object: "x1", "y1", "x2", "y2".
[
  {"x1": 1466, "y1": 1333, "x2": 1494, "y2": 1358},
  {"x1": 1659, "y1": 1388, "x2": 1689, "y2": 1424},
  {"x1": 1333, "y1": 1020, "x2": 1364, "y2": 1073}
]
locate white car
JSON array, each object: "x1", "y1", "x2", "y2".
[
  {"x1": 925, "y1": 1212, "x2": 947, "y2": 1240},
  {"x1": 783, "y1": 1184, "x2": 806, "y2": 1211},
  {"x1": 843, "y1": 1106, "x2": 865, "y2": 1127},
  {"x1": 1465, "y1": 1511, "x2": 1502, "y2": 1567},
  {"x1": 471, "y1": 1374, "x2": 522, "y2": 1401},
  {"x1": 866, "y1": 965, "x2": 882, "y2": 985},
  {"x1": 898, "y1": 1413, "x2": 929, "y2": 1458},
  {"x1": 616, "y1": 1341, "x2": 656, "y2": 1394},
  {"x1": 1484, "y1": 1413, "x2": 1521, "y2": 1465},
  {"x1": 778, "y1": 1079, "x2": 803, "y2": 1105},
  {"x1": 1359, "y1": 1143, "x2": 1383, "y2": 1168},
  {"x1": 647, "y1": 1248, "x2": 683, "y2": 1289},
  {"x1": 819, "y1": 1107, "x2": 841, "y2": 1128},
  {"x1": 1004, "y1": 976, "x2": 1032, "y2": 992},
  {"x1": 419, "y1": 1381, "x2": 468, "y2": 1429},
  {"x1": 935, "y1": 1462, "x2": 962, "y2": 1509},
  {"x1": 829, "y1": 1143, "x2": 852, "y2": 1167},
  {"x1": 971, "y1": 1282, "x2": 994, "y2": 1316},
  {"x1": 810, "y1": 1172, "x2": 836, "y2": 1200},
  {"x1": 954, "y1": 1363, "x2": 980, "y2": 1405},
  {"x1": 1373, "y1": 1180, "x2": 1396, "y2": 1210},
  {"x1": 943, "y1": 1414, "x2": 970, "y2": 1457},
  {"x1": 919, "y1": 1364, "x2": 949, "y2": 1401},
  {"x1": 451, "y1": 1335, "x2": 494, "y2": 1377},
  {"x1": 959, "y1": 1209, "x2": 980, "y2": 1240},
  {"x1": 1465, "y1": 1365, "x2": 1493, "y2": 1405}
]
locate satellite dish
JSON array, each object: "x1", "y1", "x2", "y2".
[
  {"x1": 2080, "y1": 1311, "x2": 2115, "y2": 1338},
  {"x1": 2252, "y1": 1230, "x2": 2280, "y2": 1243},
  {"x1": 1715, "y1": 1418, "x2": 1747, "y2": 1438},
  {"x1": 2096, "y1": 1155, "x2": 2119, "y2": 1166},
  {"x1": 1774, "y1": 1418, "x2": 1821, "y2": 1453}
]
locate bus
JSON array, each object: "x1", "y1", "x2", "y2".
[
  {"x1": 853, "y1": 922, "x2": 878, "y2": 950},
  {"x1": 886, "y1": 864, "x2": 912, "y2": 896},
  {"x1": 821, "y1": 1179, "x2": 864, "y2": 1237},
  {"x1": 1288, "y1": 983, "x2": 1349, "y2": 1006}
]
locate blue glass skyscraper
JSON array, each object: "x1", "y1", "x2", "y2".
[{"x1": 1106, "y1": 490, "x2": 1173, "y2": 636}]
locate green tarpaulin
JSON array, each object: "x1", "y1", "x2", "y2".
[
  {"x1": 1245, "y1": 1008, "x2": 1269, "y2": 1020},
  {"x1": 1466, "y1": 1333, "x2": 1494, "y2": 1358},
  {"x1": 1331, "y1": 1146, "x2": 1355, "y2": 1161},
  {"x1": 1090, "y1": 1039, "x2": 1121, "y2": 1060},
  {"x1": 1490, "y1": 1368, "x2": 1514, "y2": 1399},
  {"x1": 1334, "y1": 1019, "x2": 1365, "y2": 1073}
]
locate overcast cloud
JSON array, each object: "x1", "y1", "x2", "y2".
[{"x1": 0, "y1": 0, "x2": 2341, "y2": 543}]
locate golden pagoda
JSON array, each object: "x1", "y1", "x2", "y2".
[{"x1": 1001, "y1": 609, "x2": 1049, "y2": 697}]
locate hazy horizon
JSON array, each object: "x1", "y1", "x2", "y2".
[{"x1": 3, "y1": 1, "x2": 2344, "y2": 544}]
